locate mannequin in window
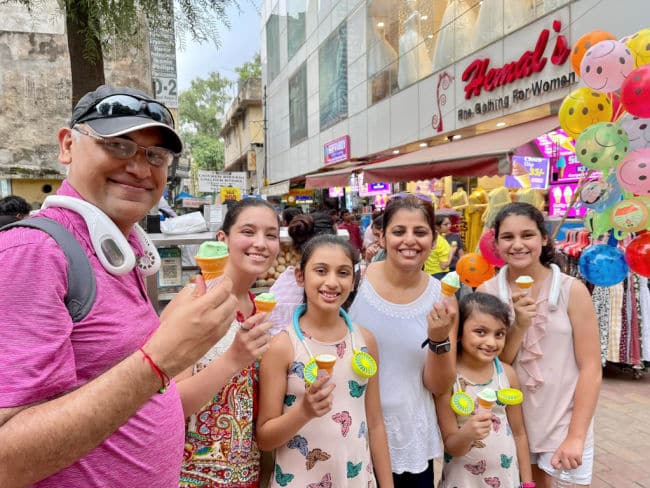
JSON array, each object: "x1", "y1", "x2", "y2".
[
  {"x1": 473, "y1": 0, "x2": 535, "y2": 50},
  {"x1": 398, "y1": 0, "x2": 431, "y2": 89},
  {"x1": 368, "y1": 19, "x2": 398, "y2": 102},
  {"x1": 431, "y1": 0, "x2": 478, "y2": 72}
]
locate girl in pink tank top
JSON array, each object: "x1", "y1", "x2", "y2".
[{"x1": 477, "y1": 202, "x2": 601, "y2": 487}]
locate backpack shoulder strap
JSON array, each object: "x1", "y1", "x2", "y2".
[{"x1": 1, "y1": 217, "x2": 96, "y2": 322}]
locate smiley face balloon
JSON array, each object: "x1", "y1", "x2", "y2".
[
  {"x1": 616, "y1": 148, "x2": 650, "y2": 195},
  {"x1": 618, "y1": 113, "x2": 650, "y2": 152},
  {"x1": 580, "y1": 40, "x2": 634, "y2": 93},
  {"x1": 621, "y1": 65, "x2": 650, "y2": 118},
  {"x1": 559, "y1": 88, "x2": 613, "y2": 140},
  {"x1": 575, "y1": 122, "x2": 629, "y2": 171},
  {"x1": 625, "y1": 28, "x2": 650, "y2": 68},
  {"x1": 571, "y1": 30, "x2": 616, "y2": 75}
]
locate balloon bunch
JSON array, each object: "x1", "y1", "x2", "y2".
[{"x1": 557, "y1": 28, "x2": 650, "y2": 282}]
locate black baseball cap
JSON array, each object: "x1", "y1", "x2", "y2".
[{"x1": 71, "y1": 85, "x2": 183, "y2": 153}]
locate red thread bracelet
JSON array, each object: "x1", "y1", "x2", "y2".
[{"x1": 139, "y1": 348, "x2": 170, "y2": 394}]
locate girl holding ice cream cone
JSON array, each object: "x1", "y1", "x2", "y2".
[
  {"x1": 478, "y1": 202, "x2": 601, "y2": 488},
  {"x1": 257, "y1": 235, "x2": 393, "y2": 488},
  {"x1": 178, "y1": 198, "x2": 281, "y2": 488},
  {"x1": 436, "y1": 292, "x2": 533, "y2": 488}
]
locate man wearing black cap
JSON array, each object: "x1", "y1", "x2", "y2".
[{"x1": 0, "y1": 86, "x2": 237, "y2": 486}]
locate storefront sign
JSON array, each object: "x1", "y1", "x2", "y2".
[
  {"x1": 220, "y1": 186, "x2": 241, "y2": 201},
  {"x1": 324, "y1": 136, "x2": 350, "y2": 166},
  {"x1": 359, "y1": 182, "x2": 391, "y2": 197},
  {"x1": 462, "y1": 20, "x2": 570, "y2": 100},
  {"x1": 549, "y1": 182, "x2": 587, "y2": 218},
  {"x1": 505, "y1": 155, "x2": 549, "y2": 190},
  {"x1": 329, "y1": 186, "x2": 345, "y2": 198}
]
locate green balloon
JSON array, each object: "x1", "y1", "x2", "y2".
[
  {"x1": 575, "y1": 122, "x2": 629, "y2": 171},
  {"x1": 585, "y1": 208, "x2": 613, "y2": 238}
]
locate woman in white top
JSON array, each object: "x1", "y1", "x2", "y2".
[{"x1": 349, "y1": 193, "x2": 458, "y2": 487}]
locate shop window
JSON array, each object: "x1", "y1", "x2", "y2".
[
  {"x1": 287, "y1": 0, "x2": 306, "y2": 60},
  {"x1": 266, "y1": 12, "x2": 281, "y2": 83},
  {"x1": 366, "y1": 0, "x2": 568, "y2": 106},
  {"x1": 289, "y1": 63, "x2": 308, "y2": 145},
  {"x1": 319, "y1": 22, "x2": 348, "y2": 130}
]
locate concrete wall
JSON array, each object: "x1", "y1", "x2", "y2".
[{"x1": 0, "y1": 1, "x2": 152, "y2": 184}]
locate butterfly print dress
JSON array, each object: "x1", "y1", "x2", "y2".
[
  {"x1": 270, "y1": 325, "x2": 376, "y2": 488},
  {"x1": 439, "y1": 362, "x2": 520, "y2": 488}
]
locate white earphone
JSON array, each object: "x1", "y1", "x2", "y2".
[{"x1": 42, "y1": 195, "x2": 161, "y2": 276}]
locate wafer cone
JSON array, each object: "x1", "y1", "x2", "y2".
[
  {"x1": 195, "y1": 255, "x2": 228, "y2": 281},
  {"x1": 441, "y1": 282, "x2": 459, "y2": 297},
  {"x1": 315, "y1": 354, "x2": 337, "y2": 376},
  {"x1": 254, "y1": 299, "x2": 276, "y2": 313}
]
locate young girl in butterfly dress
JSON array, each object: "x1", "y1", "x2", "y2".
[
  {"x1": 436, "y1": 293, "x2": 533, "y2": 488},
  {"x1": 257, "y1": 234, "x2": 393, "y2": 488}
]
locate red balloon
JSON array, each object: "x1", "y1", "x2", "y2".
[
  {"x1": 621, "y1": 65, "x2": 650, "y2": 117},
  {"x1": 478, "y1": 229, "x2": 506, "y2": 267},
  {"x1": 625, "y1": 232, "x2": 650, "y2": 277}
]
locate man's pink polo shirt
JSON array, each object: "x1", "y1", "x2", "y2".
[{"x1": 0, "y1": 182, "x2": 185, "y2": 487}]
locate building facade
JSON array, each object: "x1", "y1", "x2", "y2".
[
  {"x1": 220, "y1": 77, "x2": 265, "y2": 191},
  {"x1": 261, "y1": 0, "x2": 645, "y2": 187}
]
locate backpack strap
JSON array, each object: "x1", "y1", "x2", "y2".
[{"x1": 1, "y1": 217, "x2": 96, "y2": 322}]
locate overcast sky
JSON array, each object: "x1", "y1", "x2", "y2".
[{"x1": 176, "y1": 0, "x2": 262, "y2": 93}]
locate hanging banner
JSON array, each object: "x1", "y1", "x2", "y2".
[
  {"x1": 198, "y1": 170, "x2": 247, "y2": 193},
  {"x1": 220, "y1": 186, "x2": 242, "y2": 201}
]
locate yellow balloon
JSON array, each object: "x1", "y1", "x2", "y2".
[
  {"x1": 625, "y1": 28, "x2": 650, "y2": 68},
  {"x1": 558, "y1": 87, "x2": 613, "y2": 140}
]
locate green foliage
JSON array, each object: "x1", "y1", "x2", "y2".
[
  {"x1": 235, "y1": 53, "x2": 262, "y2": 84},
  {"x1": 183, "y1": 133, "x2": 224, "y2": 170},
  {"x1": 4, "y1": 0, "x2": 238, "y2": 63},
  {"x1": 178, "y1": 72, "x2": 232, "y2": 135}
]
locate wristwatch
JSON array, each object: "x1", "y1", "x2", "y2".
[{"x1": 422, "y1": 337, "x2": 451, "y2": 354}]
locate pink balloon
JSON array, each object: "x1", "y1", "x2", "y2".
[
  {"x1": 478, "y1": 229, "x2": 506, "y2": 267},
  {"x1": 616, "y1": 148, "x2": 650, "y2": 195},
  {"x1": 580, "y1": 40, "x2": 634, "y2": 93},
  {"x1": 621, "y1": 65, "x2": 650, "y2": 117}
]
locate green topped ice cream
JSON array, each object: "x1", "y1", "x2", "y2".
[
  {"x1": 255, "y1": 292, "x2": 276, "y2": 302},
  {"x1": 195, "y1": 241, "x2": 229, "y2": 281},
  {"x1": 440, "y1": 271, "x2": 460, "y2": 296},
  {"x1": 254, "y1": 292, "x2": 276, "y2": 313},
  {"x1": 197, "y1": 241, "x2": 229, "y2": 258}
]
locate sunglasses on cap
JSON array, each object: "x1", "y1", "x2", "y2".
[
  {"x1": 73, "y1": 94, "x2": 176, "y2": 128},
  {"x1": 390, "y1": 191, "x2": 433, "y2": 203}
]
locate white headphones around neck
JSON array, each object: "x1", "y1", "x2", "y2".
[{"x1": 42, "y1": 195, "x2": 161, "y2": 276}]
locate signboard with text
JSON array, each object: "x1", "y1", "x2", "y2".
[
  {"x1": 549, "y1": 182, "x2": 587, "y2": 218},
  {"x1": 505, "y1": 155, "x2": 549, "y2": 190},
  {"x1": 220, "y1": 186, "x2": 242, "y2": 201},
  {"x1": 324, "y1": 135, "x2": 351, "y2": 166},
  {"x1": 198, "y1": 170, "x2": 247, "y2": 193},
  {"x1": 149, "y1": 1, "x2": 178, "y2": 108}
]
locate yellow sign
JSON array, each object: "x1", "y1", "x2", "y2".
[{"x1": 220, "y1": 186, "x2": 241, "y2": 201}]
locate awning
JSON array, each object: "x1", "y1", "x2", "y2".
[
  {"x1": 260, "y1": 179, "x2": 291, "y2": 196},
  {"x1": 362, "y1": 116, "x2": 559, "y2": 184},
  {"x1": 305, "y1": 166, "x2": 360, "y2": 189}
]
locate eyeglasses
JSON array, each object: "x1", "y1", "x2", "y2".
[
  {"x1": 74, "y1": 95, "x2": 176, "y2": 128},
  {"x1": 390, "y1": 192, "x2": 433, "y2": 203},
  {"x1": 73, "y1": 127, "x2": 176, "y2": 167}
]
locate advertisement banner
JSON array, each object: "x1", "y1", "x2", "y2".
[
  {"x1": 324, "y1": 135, "x2": 351, "y2": 166},
  {"x1": 220, "y1": 186, "x2": 242, "y2": 201},
  {"x1": 548, "y1": 182, "x2": 587, "y2": 218},
  {"x1": 505, "y1": 155, "x2": 550, "y2": 189}
]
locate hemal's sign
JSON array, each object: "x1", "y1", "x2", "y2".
[{"x1": 458, "y1": 20, "x2": 574, "y2": 121}]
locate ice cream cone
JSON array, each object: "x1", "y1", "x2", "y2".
[
  {"x1": 195, "y1": 255, "x2": 229, "y2": 281},
  {"x1": 515, "y1": 275, "x2": 534, "y2": 295},
  {"x1": 441, "y1": 282, "x2": 459, "y2": 297},
  {"x1": 512, "y1": 162, "x2": 531, "y2": 189},
  {"x1": 477, "y1": 388, "x2": 497, "y2": 412},
  {"x1": 254, "y1": 300, "x2": 276, "y2": 313},
  {"x1": 315, "y1": 354, "x2": 337, "y2": 376},
  {"x1": 514, "y1": 174, "x2": 531, "y2": 189}
]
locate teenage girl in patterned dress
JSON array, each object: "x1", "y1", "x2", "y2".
[
  {"x1": 436, "y1": 292, "x2": 533, "y2": 488},
  {"x1": 178, "y1": 199, "x2": 281, "y2": 487},
  {"x1": 257, "y1": 235, "x2": 393, "y2": 488}
]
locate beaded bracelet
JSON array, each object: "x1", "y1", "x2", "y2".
[
  {"x1": 139, "y1": 348, "x2": 171, "y2": 394},
  {"x1": 520, "y1": 482, "x2": 536, "y2": 488}
]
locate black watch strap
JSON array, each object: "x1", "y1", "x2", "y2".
[{"x1": 421, "y1": 337, "x2": 451, "y2": 354}]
